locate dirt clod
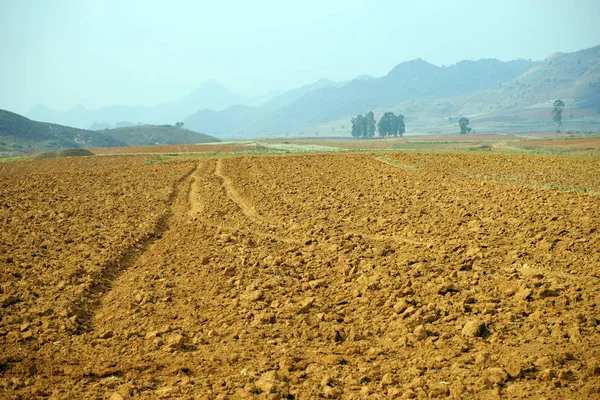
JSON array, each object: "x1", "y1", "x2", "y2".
[{"x1": 462, "y1": 320, "x2": 486, "y2": 338}]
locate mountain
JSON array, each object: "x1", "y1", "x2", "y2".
[
  {"x1": 374, "y1": 45, "x2": 600, "y2": 134},
  {"x1": 259, "y1": 78, "x2": 346, "y2": 111},
  {"x1": 256, "y1": 58, "x2": 535, "y2": 132},
  {"x1": 455, "y1": 46, "x2": 600, "y2": 114},
  {"x1": 184, "y1": 78, "x2": 346, "y2": 135},
  {"x1": 23, "y1": 46, "x2": 600, "y2": 139},
  {"x1": 27, "y1": 80, "x2": 254, "y2": 129},
  {"x1": 0, "y1": 109, "x2": 219, "y2": 155},
  {"x1": 185, "y1": 105, "x2": 266, "y2": 136},
  {"x1": 184, "y1": 58, "x2": 535, "y2": 136}
]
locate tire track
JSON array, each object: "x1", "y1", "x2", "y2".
[
  {"x1": 213, "y1": 159, "x2": 308, "y2": 244},
  {"x1": 187, "y1": 163, "x2": 204, "y2": 217},
  {"x1": 75, "y1": 162, "x2": 199, "y2": 333},
  {"x1": 214, "y1": 159, "x2": 269, "y2": 223}
]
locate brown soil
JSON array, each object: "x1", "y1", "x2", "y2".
[
  {"x1": 387, "y1": 152, "x2": 600, "y2": 193},
  {"x1": 1, "y1": 153, "x2": 599, "y2": 399},
  {"x1": 518, "y1": 138, "x2": 600, "y2": 150},
  {"x1": 91, "y1": 143, "x2": 251, "y2": 155}
]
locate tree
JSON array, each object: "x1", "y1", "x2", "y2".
[
  {"x1": 377, "y1": 112, "x2": 394, "y2": 138},
  {"x1": 175, "y1": 122, "x2": 185, "y2": 128},
  {"x1": 396, "y1": 114, "x2": 405, "y2": 137},
  {"x1": 365, "y1": 111, "x2": 376, "y2": 138},
  {"x1": 351, "y1": 114, "x2": 365, "y2": 137},
  {"x1": 458, "y1": 117, "x2": 470, "y2": 134},
  {"x1": 552, "y1": 99, "x2": 565, "y2": 129}
]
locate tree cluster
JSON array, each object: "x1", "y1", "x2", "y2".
[
  {"x1": 351, "y1": 112, "x2": 376, "y2": 138},
  {"x1": 377, "y1": 112, "x2": 405, "y2": 138},
  {"x1": 351, "y1": 111, "x2": 405, "y2": 138}
]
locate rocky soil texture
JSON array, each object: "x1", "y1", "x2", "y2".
[{"x1": 0, "y1": 153, "x2": 599, "y2": 399}]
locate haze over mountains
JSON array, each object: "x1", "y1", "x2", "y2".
[{"x1": 23, "y1": 45, "x2": 600, "y2": 139}]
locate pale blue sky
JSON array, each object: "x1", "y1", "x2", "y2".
[{"x1": 1, "y1": 0, "x2": 599, "y2": 114}]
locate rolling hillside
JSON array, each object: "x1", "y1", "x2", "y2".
[
  {"x1": 101, "y1": 124, "x2": 220, "y2": 146},
  {"x1": 0, "y1": 110, "x2": 219, "y2": 156},
  {"x1": 0, "y1": 109, "x2": 124, "y2": 155}
]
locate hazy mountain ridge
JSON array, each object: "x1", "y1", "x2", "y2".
[
  {"x1": 27, "y1": 80, "x2": 266, "y2": 130},
  {"x1": 21, "y1": 46, "x2": 600, "y2": 138},
  {"x1": 312, "y1": 46, "x2": 600, "y2": 135},
  {"x1": 185, "y1": 57, "x2": 537, "y2": 136}
]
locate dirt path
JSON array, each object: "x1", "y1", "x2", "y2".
[
  {"x1": 186, "y1": 162, "x2": 204, "y2": 217},
  {"x1": 215, "y1": 158, "x2": 267, "y2": 223}
]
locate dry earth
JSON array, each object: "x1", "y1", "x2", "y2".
[
  {"x1": 90, "y1": 144, "x2": 251, "y2": 156},
  {"x1": 518, "y1": 138, "x2": 600, "y2": 150},
  {"x1": 1, "y1": 152, "x2": 599, "y2": 399}
]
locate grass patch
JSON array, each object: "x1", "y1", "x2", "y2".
[
  {"x1": 34, "y1": 149, "x2": 94, "y2": 159},
  {"x1": 373, "y1": 155, "x2": 419, "y2": 172},
  {"x1": 0, "y1": 156, "x2": 26, "y2": 163}
]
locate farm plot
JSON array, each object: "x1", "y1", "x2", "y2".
[
  {"x1": 387, "y1": 152, "x2": 600, "y2": 194},
  {"x1": 1, "y1": 153, "x2": 599, "y2": 399},
  {"x1": 0, "y1": 156, "x2": 195, "y2": 381}
]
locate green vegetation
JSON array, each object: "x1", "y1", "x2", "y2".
[
  {"x1": 351, "y1": 113, "x2": 377, "y2": 138},
  {"x1": 458, "y1": 117, "x2": 472, "y2": 134},
  {"x1": 352, "y1": 111, "x2": 403, "y2": 138},
  {"x1": 553, "y1": 99, "x2": 565, "y2": 130},
  {"x1": 101, "y1": 125, "x2": 218, "y2": 146},
  {"x1": 0, "y1": 109, "x2": 219, "y2": 155},
  {"x1": 0, "y1": 109, "x2": 123, "y2": 154},
  {"x1": 34, "y1": 149, "x2": 95, "y2": 159},
  {"x1": 377, "y1": 112, "x2": 405, "y2": 138},
  {"x1": 373, "y1": 155, "x2": 418, "y2": 171}
]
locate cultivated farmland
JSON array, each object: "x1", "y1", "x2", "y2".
[{"x1": 0, "y1": 151, "x2": 599, "y2": 399}]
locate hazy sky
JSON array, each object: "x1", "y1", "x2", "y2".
[{"x1": 1, "y1": 0, "x2": 599, "y2": 114}]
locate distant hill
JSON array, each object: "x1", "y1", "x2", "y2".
[
  {"x1": 0, "y1": 110, "x2": 219, "y2": 156},
  {"x1": 101, "y1": 124, "x2": 219, "y2": 146},
  {"x1": 0, "y1": 109, "x2": 124, "y2": 155}
]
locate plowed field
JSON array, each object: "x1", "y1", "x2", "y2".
[{"x1": 1, "y1": 152, "x2": 599, "y2": 399}]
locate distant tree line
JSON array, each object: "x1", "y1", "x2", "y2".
[{"x1": 351, "y1": 111, "x2": 405, "y2": 138}]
